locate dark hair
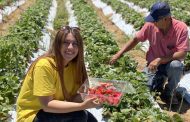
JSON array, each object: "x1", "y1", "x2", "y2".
[{"x1": 26, "y1": 26, "x2": 87, "y2": 101}]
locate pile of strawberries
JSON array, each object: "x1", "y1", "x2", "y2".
[{"x1": 87, "y1": 82, "x2": 123, "y2": 106}]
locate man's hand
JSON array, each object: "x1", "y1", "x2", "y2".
[
  {"x1": 109, "y1": 38, "x2": 139, "y2": 65},
  {"x1": 109, "y1": 54, "x2": 120, "y2": 65},
  {"x1": 148, "y1": 58, "x2": 161, "y2": 73}
]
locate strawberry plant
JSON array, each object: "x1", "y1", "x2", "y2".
[
  {"x1": 102, "y1": 0, "x2": 144, "y2": 30},
  {"x1": 0, "y1": 0, "x2": 52, "y2": 120},
  {"x1": 70, "y1": 0, "x2": 173, "y2": 121}
]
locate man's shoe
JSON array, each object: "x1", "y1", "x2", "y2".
[
  {"x1": 151, "y1": 73, "x2": 165, "y2": 92},
  {"x1": 160, "y1": 93, "x2": 179, "y2": 105}
]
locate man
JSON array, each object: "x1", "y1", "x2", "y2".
[{"x1": 110, "y1": 1, "x2": 190, "y2": 104}]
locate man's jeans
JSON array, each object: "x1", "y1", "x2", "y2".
[{"x1": 143, "y1": 60, "x2": 183, "y2": 96}]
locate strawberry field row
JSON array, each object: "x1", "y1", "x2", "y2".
[
  {"x1": 101, "y1": 0, "x2": 190, "y2": 71},
  {"x1": 0, "y1": 0, "x2": 17, "y2": 9},
  {"x1": 0, "y1": 0, "x2": 52, "y2": 120},
  {"x1": 102, "y1": 0, "x2": 144, "y2": 30},
  {"x1": 53, "y1": 0, "x2": 68, "y2": 29},
  {"x1": 70, "y1": 0, "x2": 172, "y2": 121},
  {"x1": 126, "y1": 0, "x2": 190, "y2": 26}
]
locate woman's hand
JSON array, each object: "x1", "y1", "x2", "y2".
[{"x1": 81, "y1": 97, "x2": 102, "y2": 109}]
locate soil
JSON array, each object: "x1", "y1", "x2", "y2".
[
  {"x1": 0, "y1": 0, "x2": 36, "y2": 36},
  {"x1": 88, "y1": 0, "x2": 190, "y2": 121},
  {"x1": 157, "y1": 95, "x2": 190, "y2": 122}
]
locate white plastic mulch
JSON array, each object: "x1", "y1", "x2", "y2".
[
  {"x1": 119, "y1": 0, "x2": 190, "y2": 39},
  {"x1": 30, "y1": 0, "x2": 57, "y2": 62},
  {"x1": 177, "y1": 71, "x2": 190, "y2": 103},
  {"x1": 0, "y1": 0, "x2": 27, "y2": 23},
  {"x1": 91, "y1": 0, "x2": 149, "y2": 52},
  {"x1": 67, "y1": 1, "x2": 106, "y2": 121},
  {"x1": 65, "y1": 0, "x2": 78, "y2": 27},
  {"x1": 92, "y1": 0, "x2": 136, "y2": 36},
  {"x1": 119, "y1": 0, "x2": 149, "y2": 16}
]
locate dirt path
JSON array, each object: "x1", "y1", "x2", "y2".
[
  {"x1": 88, "y1": 0, "x2": 190, "y2": 121},
  {"x1": 157, "y1": 97, "x2": 190, "y2": 122},
  {"x1": 0, "y1": 0, "x2": 36, "y2": 36}
]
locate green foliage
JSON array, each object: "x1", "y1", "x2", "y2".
[
  {"x1": 172, "y1": 114, "x2": 184, "y2": 122},
  {"x1": 126, "y1": 0, "x2": 190, "y2": 26},
  {"x1": 184, "y1": 52, "x2": 190, "y2": 71},
  {"x1": 0, "y1": 0, "x2": 52, "y2": 120},
  {"x1": 102, "y1": 0, "x2": 144, "y2": 30},
  {"x1": 53, "y1": 0, "x2": 69, "y2": 29},
  {"x1": 70, "y1": 0, "x2": 173, "y2": 121},
  {"x1": 0, "y1": 0, "x2": 15, "y2": 8}
]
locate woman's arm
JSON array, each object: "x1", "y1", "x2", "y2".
[{"x1": 38, "y1": 95, "x2": 100, "y2": 113}]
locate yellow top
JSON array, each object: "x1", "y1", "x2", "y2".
[{"x1": 16, "y1": 57, "x2": 79, "y2": 122}]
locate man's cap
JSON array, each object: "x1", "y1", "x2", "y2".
[{"x1": 145, "y1": 1, "x2": 171, "y2": 22}]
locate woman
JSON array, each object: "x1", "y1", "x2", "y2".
[{"x1": 16, "y1": 26, "x2": 100, "y2": 122}]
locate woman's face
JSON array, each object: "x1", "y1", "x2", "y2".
[{"x1": 61, "y1": 33, "x2": 79, "y2": 65}]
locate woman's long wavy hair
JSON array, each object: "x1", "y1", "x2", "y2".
[{"x1": 26, "y1": 26, "x2": 87, "y2": 101}]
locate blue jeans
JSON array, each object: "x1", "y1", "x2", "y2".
[
  {"x1": 33, "y1": 109, "x2": 98, "y2": 122},
  {"x1": 143, "y1": 60, "x2": 183, "y2": 96}
]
